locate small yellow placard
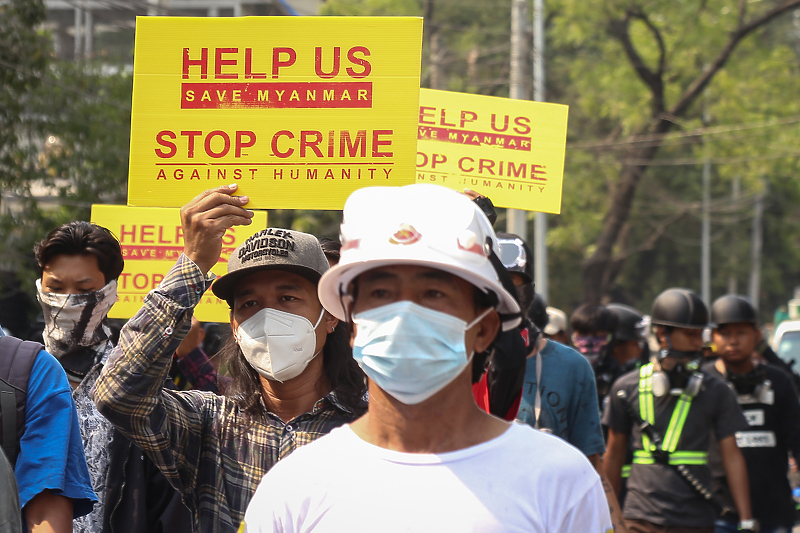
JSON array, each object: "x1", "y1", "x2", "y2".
[
  {"x1": 415, "y1": 89, "x2": 568, "y2": 213},
  {"x1": 128, "y1": 16, "x2": 423, "y2": 210},
  {"x1": 91, "y1": 205, "x2": 267, "y2": 322}
]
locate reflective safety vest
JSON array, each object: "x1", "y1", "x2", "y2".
[{"x1": 632, "y1": 363, "x2": 708, "y2": 466}]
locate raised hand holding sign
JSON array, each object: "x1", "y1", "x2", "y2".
[{"x1": 180, "y1": 184, "x2": 254, "y2": 275}]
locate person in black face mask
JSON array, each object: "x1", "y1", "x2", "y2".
[
  {"x1": 571, "y1": 303, "x2": 618, "y2": 407},
  {"x1": 703, "y1": 295, "x2": 800, "y2": 533},
  {"x1": 470, "y1": 232, "x2": 537, "y2": 420},
  {"x1": 603, "y1": 288, "x2": 756, "y2": 533},
  {"x1": 491, "y1": 234, "x2": 629, "y2": 528}
]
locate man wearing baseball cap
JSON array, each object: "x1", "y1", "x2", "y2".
[
  {"x1": 94, "y1": 185, "x2": 366, "y2": 533},
  {"x1": 242, "y1": 184, "x2": 612, "y2": 532}
]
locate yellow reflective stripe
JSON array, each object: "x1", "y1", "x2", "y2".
[
  {"x1": 621, "y1": 464, "x2": 632, "y2": 478},
  {"x1": 639, "y1": 364, "x2": 655, "y2": 451},
  {"x1": 662, "y1": 392, "x2": 692, "y2": 452},
  {"x1": 642, "y1": 364, "x2": 655, "y2": 424},
  {"x1": 669, "y1": 452, "x2": 707, "y2": 465},
  {"x1": 637, "y1": 364, "x2": 697, "y2": 454},
  {"x1": 633, "y1": 450, "x2": 708, "y2": 465}
]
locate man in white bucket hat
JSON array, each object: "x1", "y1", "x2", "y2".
[{"x1": 242, "y1": 184, "x2": 612, "y2": 533}]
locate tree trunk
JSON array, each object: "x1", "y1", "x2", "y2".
[{"x1": 580, "y1": 0, "x2": 800, "y2": 303}]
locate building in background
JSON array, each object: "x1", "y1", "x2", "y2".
[{"x1": 43, "y1": 0, "x2": 323, "y2": 62}]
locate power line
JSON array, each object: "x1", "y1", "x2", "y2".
[
  {"x1": 567, "y1": 115, "x2": 800, "y2": 151},
  {"x1": 622, "y1": 150, "x2": 800, "y2": 166}
]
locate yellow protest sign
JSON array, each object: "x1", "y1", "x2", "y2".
[
  {"x1": 90, "y1": 205, "x2": 267, "y2": 322},
  {"x1": 415, "y1": 89, "x2": 568, "y2": 213},
  {"x1": 127, "y1": 16, "x2": 423, "y2": 210}
]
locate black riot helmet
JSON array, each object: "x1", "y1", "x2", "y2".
[
  {"x1": 607, "y1": 303, "x2": 648, "y2": 341},
  {"x1": 650, "y1": 288, "x2": 708, "y2": 330},
  {"x1": 527, "y1": 293, "x2": 549, "y2": 331},
  {"x1": 710, "y1": 295, "x2": 758, "y2": 327}
]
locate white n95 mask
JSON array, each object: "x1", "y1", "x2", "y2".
[
  {"x1": 236, "y1": 307, "x2": 325, "y2": 382},
  {"x1": 352, "y1": 301, "x2": 491, "y2": 405}
]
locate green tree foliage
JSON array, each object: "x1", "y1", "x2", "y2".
[
  {"x1": 0, "y1": 61, "x2": 133, "y2": 285},
  {"x1": 0, "y1": 0, "x2": 133, "y2": 310},
  {"x1": 549, "y1": 0, "x2": 800, "y2": 304},
  {"x1": 0, "y1": 0, "x2": 49, "y2": 189},
  {"x1": 320, "y1": 0, "x2": 800, "y2": 323}
]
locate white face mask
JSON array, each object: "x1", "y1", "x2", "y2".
[
  {"x1": 352, "y1": 301, "x2": 491, "y2": 405},
  {"x1": 36, "y1": 278, "x2": 117, "y2": 358},
  {"x1": 236, "y1": 307, "x2": 326, "y2": 382}
]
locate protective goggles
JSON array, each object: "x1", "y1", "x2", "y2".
[{"x1": 497, "y1": 237, "x2": 528, "y2": 271}]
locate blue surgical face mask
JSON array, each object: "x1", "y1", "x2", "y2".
[{"x1": 352, "y1": 301, "x2": 491, "y2": 405}]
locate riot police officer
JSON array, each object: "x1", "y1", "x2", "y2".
[
  {"x1": 603, "y1": 288, "x2": 755, "y2": 533},
  {"x1": 704, "y1": 295, "x2": 800, "y2": 533}
]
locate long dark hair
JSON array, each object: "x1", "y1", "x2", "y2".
[{"x1": 221, "y1": 319, "x2": 367, "y2": 428}]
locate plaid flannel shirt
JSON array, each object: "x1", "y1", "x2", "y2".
[
  {"x1": 174, "y1": 347, "x2": 222, "y2": 392},
  {"x1": 93, "y1": 254, "x2": 356, "y2": 533}
]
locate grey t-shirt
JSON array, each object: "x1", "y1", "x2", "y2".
[
  {"x1": 602, "y1": 367, "x2": 748, "y2": 527},
  {"x1": 0, "y1": 449, "x2": 21, "y2": 533}
]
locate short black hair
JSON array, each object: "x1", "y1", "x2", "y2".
[
  {"x1": 35, "y1": 221, "x2": 124, "y2": 283},
  {"x1": 318, "y1": 237, "x2": 341, "y2": 265},
  {"x1": 571, "y1": 304, "x2": 617, "y2": 335}
]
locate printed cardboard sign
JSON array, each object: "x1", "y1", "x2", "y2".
[
  {"x1": 91, "y1": 205, "x2": 267, "y2": 322},
  {"x1": 127, "y1": 16, "x2": 423, "y2": 210},
  {"x1": 416, "y1": 88, "x2": 568, "y2": 213}
]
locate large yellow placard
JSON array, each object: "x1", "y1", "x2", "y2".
[
  {"x1": 91, "y1": 205, "x2": 267, "y2": 322},
  {"x1": 128, "y1": 17, "x2": 422, "y2": 210},
  {"x1": 416, "y1": 89, "x2": 568, "y2": 213}
]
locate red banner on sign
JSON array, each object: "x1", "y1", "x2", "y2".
[{"x1": 181, "y1": 82, "x2": 373, "y2": 109}]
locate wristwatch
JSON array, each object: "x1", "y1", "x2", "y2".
[{"x1": 737, "y1": 519, "x2": 760, "y2": 532}]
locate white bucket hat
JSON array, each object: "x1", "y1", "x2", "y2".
[{"x1": 317, "y1": 184, "x2": 521, "y2": 330}]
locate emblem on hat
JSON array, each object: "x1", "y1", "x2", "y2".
[
  {"x1": 389, "y1": 224, "x2": 422, "y2": 245},
  {"x1": 341, "y1": 237, "x2": 360, "y2": 252},
  {"x1": 457, "y1": 229, "x2": 485, "y2": 256}
]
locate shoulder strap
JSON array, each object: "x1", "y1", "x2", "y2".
[
  {"x1": 0, "y1": 336, "x2": 44, "y2": 467},
  {"x1": 533, "y1": 350, "x2": 542, "y2": 429},
  {"x1": 637, "y1": 362, "x2": 696, "y2": 454},
  {"x1": 638, "y1": 363, "x2": 655, "y2": 450}
]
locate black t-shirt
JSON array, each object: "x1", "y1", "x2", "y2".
[
  {"x1": 703, "y1": 362, "x2": 800, "y2": 527},
  {"x1": 602, "y1": 367, "x2": 748, "y2": 527}
]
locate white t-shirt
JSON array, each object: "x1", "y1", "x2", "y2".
[{"x1": 243, "y1": 422, "x2": 612, "y2": 533}]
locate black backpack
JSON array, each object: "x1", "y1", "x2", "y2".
[{"x1": 0, "y1": 336, "x2": 44, "y2": 467}]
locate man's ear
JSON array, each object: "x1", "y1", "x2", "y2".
[
  {"x1": 655, "y1": 325, "x2": 667, "y2": 347},
  {"x1": 472, "y1": 309, "x2": 501, "y2": 354},
  {"x1": 230, "y1": 310, "x2": 238, "y2": 336},
  {"x1": 753, "y1": 325, "x2": 762, "y2": 344}
]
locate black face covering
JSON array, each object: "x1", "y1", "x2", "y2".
[
  {"x1": 659, "y1": 341, "x2": 703, "y2": 390},
  {"x1": 729, "y1": 367, "x2": 766, "y2": 395},
  {"x1": 58, "y1": 346, "x2": 101, "y2": 382},
  {"x1": 665, "y1": 361, "x2": 692, "y2": 390},
  {"x1": 516, "y1": 283, "x2": 534, "y2": 315}
]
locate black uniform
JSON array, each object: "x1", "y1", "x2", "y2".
[
  {"x1": 704, "y1": 362, "x2": 800, "y2": 529},
  {"x1": 603, "y1": 368, "x2": 748, "y2": 527}
]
